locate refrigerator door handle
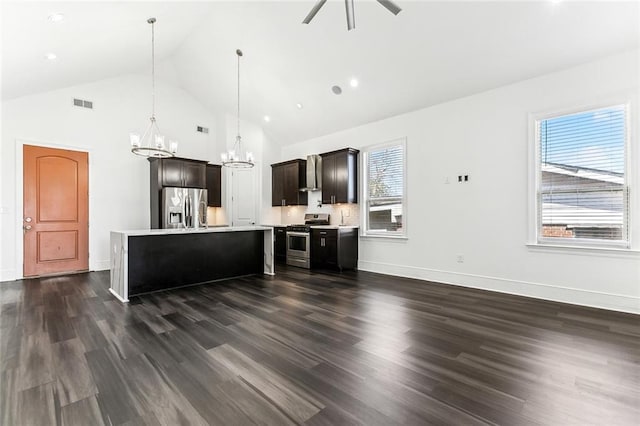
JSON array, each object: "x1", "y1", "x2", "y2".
[{"x1": 182, "y1": 194, "x2": 188, "y2": 228}]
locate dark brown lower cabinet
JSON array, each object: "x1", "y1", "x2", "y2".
[
  {"x1": 311, "y1": 228, "x2": 358, "y2": 271},
  {"x1": 274, "y1": 226, "x2": 287, "y2": 263}
]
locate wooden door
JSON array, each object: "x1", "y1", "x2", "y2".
[{"x1": 23, "y1": 145, "x2": 89, "y2": 277}]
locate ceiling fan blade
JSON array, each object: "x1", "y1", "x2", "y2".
[
  {"x1": 345, "y1": 0, "x2": 355, "y2": 31},
  {"x1": 376, "y1": 0, "x2": 402, "y2": 15},
  {"x1": 302, "y1": 0, "x2": 328, "y2": 24}
]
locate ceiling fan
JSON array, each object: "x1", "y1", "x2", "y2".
[{"x1": 303, "y1": 0, "x2": 402, "y2": 31}]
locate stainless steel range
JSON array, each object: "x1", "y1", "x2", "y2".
[{"x1": 286, "y1": 213, "x2": 330, "y2": 268}]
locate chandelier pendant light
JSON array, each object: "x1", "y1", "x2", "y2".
[
  {"x1": 221, "y1": 49, "x2": 254, "y2": 168},
  {"x1": 130, "y1": 18, "x2": 177, "y2": 158}
]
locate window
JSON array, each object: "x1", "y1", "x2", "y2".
[
  {"x1": 534, "y1": 104, "x2": 629, "y2": 247},
  {"x1": 362, "y1": 139, "x2": 406, "y2": 237}
]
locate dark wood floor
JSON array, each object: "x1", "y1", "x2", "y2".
[{"x1": 1, "y1": 266, "x2": 638, "y2": 425}]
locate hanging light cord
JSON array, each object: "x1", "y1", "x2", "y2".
[
  {"x1": 149, "y1": 18, "x2": 156, "y2": 121},
  {"x1": 236, "y1": 49, "x2": 242, "y2": 142}
]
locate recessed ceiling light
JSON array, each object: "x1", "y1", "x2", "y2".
[
  {"x1": 331, "y1": 85, "x2": 342, "y2": 95},
  {"x1": 263, "y1": 115, "x2": 271, "y2": 122},
  {"x1": 296, "y1": 103, "x2": 304, "y2": 109},
  {"x1": 45, "y1": 53, "x2": 57, "y2": 60},
  {"x1": 48, "y1": 13, "x2": 65, "y2": 23},
  {"x1": 349, "y1": 78, "x2": 359, "y2": 88}
]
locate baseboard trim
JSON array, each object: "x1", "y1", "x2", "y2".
[
  {"x1": 358, "y1": 260, "x2": 640, "y2": 314},
  {"x1": 0, "y1": 269, "x2": 17, "y2": 282},
  {"x1": 91, "y1": 260, "x2": 110, "y2": 272}
]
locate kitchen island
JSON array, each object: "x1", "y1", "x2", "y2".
[{"x1": 110, "y1": 226, "x2": 274, "y2": 302}]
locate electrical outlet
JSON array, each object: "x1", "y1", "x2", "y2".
[
  {"x1": 445, "y1": 177, "x2": 450, "y2": 184},
  {"x1": 456, "y1": 255, "x2": 464, "y2": 263}
]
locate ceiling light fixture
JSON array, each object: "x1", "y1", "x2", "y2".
[
  {"x1": 349, "y1": 78, "x2": 359, "y2": 88},
  {"x1": 129, "y1": 18, "x2": 177, "y2": 158},
  {"x1": 332, "y1": 85, "x2": 342, "y2": 95},
  {"x1": 48, "y1": 13, "x2": 65, "y2": 23},
  {"x1": 303, "y1": 0, "x2": 402, "y2": 31},
  {"x1": 45, "y1": 52, "x2": 57, "y2": 60},
  {"x1": 296, "y1": 103, "x2": 304, "y2": 109},
  {"x1": 221, "y1": 49, "x2": 254, "y2": 168},
  {"x1": 264, "y1": 116, "x2": 271, "y2": 123}
]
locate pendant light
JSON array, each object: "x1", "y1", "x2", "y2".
[
  {"x1": 130, "y1": 18, "x2": 177, "y2": 158},
  {"x1": 221, "y1": 49, "x2": 254, "y2": 168}
]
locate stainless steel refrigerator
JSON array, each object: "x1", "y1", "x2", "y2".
[{"x1": 161, "y1": 187, "x2": 208, "y2": 229}]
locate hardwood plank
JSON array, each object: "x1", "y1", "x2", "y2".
[
  {"x1": 52, "y1": 337, "x2": 98, "y2": 406},
  {"x1": 61, "y1": 395, "x2": 105, "y2": 426},
  {"x1": 16, "y1": 381, "x2": 59, "y2": 426},
  {"x1": 208, "y1": 343, "x2": 324, "y2": 423}
]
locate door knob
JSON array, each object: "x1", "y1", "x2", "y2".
[
  {"x1": 25, "y1": 217, "x2": 32, "y2": 222},
  {"x1": 23, "y1": 225, "x2": 32, "y2": 231}
]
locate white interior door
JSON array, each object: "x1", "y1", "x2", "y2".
[{"x1": 231, "y1": 168, "x2": 256, "y2": 226}]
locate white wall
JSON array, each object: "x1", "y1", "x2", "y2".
[
  {"x1": 1, "y1": 73, "x2": 217, "y2": 280},
  {"x1": 281, "y1": 49, "x2": 640, "y2": 314}
]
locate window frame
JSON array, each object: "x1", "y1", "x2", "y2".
[
  {"x1": 361, "y1": 137, "x2": 408, "y2": 239},
  {"x1": 528, "y1": 100, "x2": 633, "y2": 250}
]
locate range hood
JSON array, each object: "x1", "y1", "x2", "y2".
[{"x1": 300, "y1": 155, "x2": 322, "y2": 191}]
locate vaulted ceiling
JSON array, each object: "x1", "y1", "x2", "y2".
[{"x1": 2, "y1": 1, "x2": 638, "y2": 144}]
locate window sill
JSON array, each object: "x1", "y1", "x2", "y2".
[
  {"x1": 360, "y1": 233, "x2": 408, "y2": 241},
  {"x1": 526, "y1": 243, "x2": 640, "y2": 258}
]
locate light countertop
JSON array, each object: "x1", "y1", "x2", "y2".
[
  {"x1": 310, "y1": 225, "x2": 359, "y2": 229},
  {"x1": 111, "y1": 226, "x2": 273, "y2": 237}
]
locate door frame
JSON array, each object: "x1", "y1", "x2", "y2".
[
  {"x1": 15, "y1": 139, "x2": 93, "y2": 279},
  {"x1": 226, "y1": 163, "x2": 260, "y2": 227}
]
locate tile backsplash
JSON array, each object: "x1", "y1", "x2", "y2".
[{"x1": 278, "y1": 191, "x2": 360, "y2": 226}]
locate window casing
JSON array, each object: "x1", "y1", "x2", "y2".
[
  {"x1": 533, "y1": 104, "x2": 630, "y2": 248},
  {"x1": 362, "y1": 138, "x2": 407, "y2": 237}
]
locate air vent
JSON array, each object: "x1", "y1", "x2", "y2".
[
  {"x1": 73, "y1": 98, "x2": 93, "y2": 109},
  {"x1": 197, "y1": 126, "x2": 209, "y2": 134}
]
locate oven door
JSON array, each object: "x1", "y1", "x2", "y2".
[{"x1": 286, "y1": 231, "x2": 310, "y2": 259}]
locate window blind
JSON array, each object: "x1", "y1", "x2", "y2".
[
  {"x1": 538, "y1": 105, "x2": 628, "y2": 243},
  {"x1": 366, "y1": 144, "x2": 404, "y2": 233}
]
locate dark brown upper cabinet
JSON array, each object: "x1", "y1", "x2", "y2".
[
  {"x1": 151, "y1": 157, "x2": 207, "y2": 189},
  {"x1": 271, "y1": 159, "x2": 308, "y2": 206},
  {"x1": 206, "y1": 164, "x2": 222, "y2": 207},
  {"x1": 321, "y1": 148, "x2": 359, "y2": 204}
]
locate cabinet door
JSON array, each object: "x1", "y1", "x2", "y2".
[
  {"x1": 283, "y1": 162, "x2": 300, "y2": 206},
  {"x1": 321, "y1": 154, "x2": 335, "y2": 204},
  {"x1": 161, "y1": 158, "x2": 184, "y2": 187},
  {"x1": 206, "y1": 165, "x2": 222, "y2": 207},
  {"x1": 183, "y1": 162, "x2": 206, "y2": 188},
  {"x1": 333, "y1": 151, "x2": 350, "y2": 203},
  {"x1": 324, "y1": 233, "x2": 338, "y2": 266},
  {"x1": 274, "y1": 227, "x2": 287, "y2": 262},
  {"x1": 272, "y1": 165, "x2": 284, "y2": 206},
  {"x1": 311, "y1": 231, "x2": 325, "y2": 267}
]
